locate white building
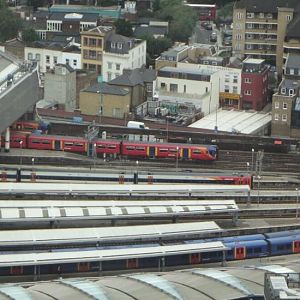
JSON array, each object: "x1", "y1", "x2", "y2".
[
  {"x1": 102, "y1": 34, "x2": 146, "y2": 82},
  {"x1": 25, "y1": 44, "x2": 81, "y2": 73},
  {"x1": 155, "y1": 66, "x2": 219, "y2": 116},
  {"x1": 177, "y1": 62, "x2": 242, "y2": 109}
]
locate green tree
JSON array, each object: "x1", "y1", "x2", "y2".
[
  {"x1": 114, "y1": 19, "x2": 133, "y2": 37},
  {"x1": 0, "y1": 0, "x2": 21, "y2": 42},
  {"x1": 22, "y1": 28, "x2": 39, "y2": 43},
  {"x1": 155, "y1": 0, "x2": 197, "y2": 42}
]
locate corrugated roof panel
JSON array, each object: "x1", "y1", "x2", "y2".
[
  {"x1": 0, "y1": 285, "x2": 32, "y2": 300},
  {"x1": 190, "y1": 269, "x2": 253, "y2": 295},
  {"x1": 126, "y1": 274, "x2": 184, "y2": 300},
  {"x1": 61, "y1": 279, "x2": 108, "y2": 300}
]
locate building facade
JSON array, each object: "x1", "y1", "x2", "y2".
[
  {"x1": 232, "y1": 0, "x2": 299, "y2": 75},
  {"x1": 44, "y1": 64, "x2": 76, "y2": 112},
  {"x1": 155, "y1": 66, "x2": 219, "y2": 116},
  {"x1": 240, "y1": 58, "x2": 269, "y2": 111},
  {"x1": 177, "y1": 62, "x2": 242, "y2": 109},
  {"x1": 102, "y1": 34, "x2": 146, "y2": 82},
  {"x1": 79, "y1": 82, "x2": 131, "y2": 119},
  {"x1": 25, "y1": 43, "x2": 81, "y2": 73},
  {"x1": 272, "y1": 54, "x2": 300, "y2": 137},
  {"x1": 80, "y1": 26, "x2": 114, "y2": 76}
]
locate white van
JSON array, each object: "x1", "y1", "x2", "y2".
[{"x1": 127, "y1": 121, "x2": 149, "y2": 129}]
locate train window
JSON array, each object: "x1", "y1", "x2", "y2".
[
  {"x1": 64, "y1": 142, "x2": 74, "y2": 146},
  {"x1": 31, "y1": 139, "x2": 41, "y2": 144},
  {"x1": 42, "y1": 140, "x2": 51, "y2": 144},
  {"x1": 159, "y1": 148, "x2": 168, "y2": 152},
  {"x1": 126, "y1": 146, "x2": 135, "y2": 150},
  {"x1": 74, "y1": 143, "x2": 84, "y2": 147},
  {"x1": 108, "y1": 145, "x2": 116, "y2": 149},
  {"x1": 136, "y1": 146, "x2": 145, "y2": 151},
  {"x1": 193, "y1": 149, "x2": 202, "y2": 154},
  {"x1": 169, "y1": 148, "x2": 177, "y2": 152},
  {"x1": 97, "y1": 144, "x2": 105, "y2": 148}
]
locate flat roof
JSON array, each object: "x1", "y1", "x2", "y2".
[
  {"x1": 189, "y1": 109, "x2": 272, "y2": 134},
  {"x1": 243, "y1": 58, "x2": 265, "y2": 65}
]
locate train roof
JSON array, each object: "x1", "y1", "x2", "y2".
[
  {"x1": 264, "y1": 229, "x2": 300, "y2": 239},
  {"x1": 0, "y1": 221, "x2": 223, "y2": 246},
  {"x1": 0, "y1": 182, "x2": 250, "y2": 196},
  {"x1": 0, "y1": 199, "x2": 238, "y2": 223},
  {"x1": 0, "y1": 242, "x2": 228, "y2": 267},
  {"x1": 222, "y1": 239, "x2": 268, "y2": 247},
  {"x1": 122, "y1": 140, "x2": 216, "y2": 148}
]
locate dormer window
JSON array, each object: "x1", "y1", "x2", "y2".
[
  {"x1": 281, "y1": 88, "x2": 286, "y2": 94},
  {"x1": 289, "y1": 89, "x2": 295, "y2": 96},
  {"x1": 117, "y1": 43, "x2": 123, "y2": 49},
  {"x1": 111, "y1": 42, "x2": 116, "y2": 48}
]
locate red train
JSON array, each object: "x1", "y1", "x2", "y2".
[{"x1": 3, "y1": 132, "x2": 218, "y2": 162}]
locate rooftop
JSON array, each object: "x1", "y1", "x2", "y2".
[
  {"x1": 189, "y1": 109, "x2": 272, "y2": 135},
  {"x1": 159, "y1": 66, "x2": 216, "y2": 76}
]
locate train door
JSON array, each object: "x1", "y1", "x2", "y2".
[
  {"x1": 149, "y1": 146, "x2": 155, "y2": 159},
  {"x1": 183, "y1": 148, "x2": 189, "y2": 160},
  {"x1": 77, "y1": 262, "x2": 90, "y2": 272},
  {"x1": 234, "y1": 247, "x2": 246, "y2": 259},
  {"x1": 54, "y1": 140, "x2": 61, "y2": 151},
  {"x1": 127, "y1": 258, "x2": 138, "y2": 269},
  {"x1": 88, "y1": 143, "x2": 93, "y2": 157},
  {"x1": 189, "y1": 253, "x2": 201, "y2": 264},
  {"x1": 293, "y1": 240, "x2": 300, "y2": 253}
]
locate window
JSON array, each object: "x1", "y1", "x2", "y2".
[
  {"x1": 259, "y1": 24, "x2": 264, "y2": 29},
  {"x1": 117, "y1": 42, "x2": 123, "y2": 49},
  {"x1": 97, "y1": 39, "x2": 102, "y2": 47},
  {"x1": 247, "y1": 12, "x2": 254, "y2": 18},
  {"x1": 107, "y1": 62, "x2": 112, "y2": 69},
  {"x1": 107, "y1": 72, "x2": 112, "y2": 81},
  {"x1": 233, "y1": 75, "x2": 238, "y2": 83},
  {"x1": 274, "y1": 113, "x2": 279, "y2": 120},
  {"x1": 268, "y1": 24, "x2": 272, "y2": 29},
  {"x1": 290, "y1": 68, "x2": 294, "y2": 75},
  {"x1": 246, "y1": 44, "x2": 252, "y2": 50},
  {"x1": 246, "y1": 34, "x2": 253, "y2": 39},
  {"x1": 161, "y1": 82, "x2": 166, "y2": 89},
  {"x1": 244, "y1": 90, "x2": 251, "y2": 95},
  {"x1": 170, "y1": 84, "x2": 178, "y2": 92},
  {"x1": 89, "y1": 38, "x2": 96, "y2": 46},
  {"x1": 282, "y1": 114, "x2": 287, "y2": 121},
  {"x1": 224, "y1": 85, "x2": 230, "y2": 92},
  {"x1": 66, "y1": 59, "x2": 69, "y2": 65},
  {"x1": 28, "y1": 52, "x2": 33, "y2": 60},
  {"x1": 287, "y1": 15, "x2": 292, "y2": 21},
  {"x1": 236, "y1": 12, "x2": 243, "y2": 19},
  {"x1": 267, "y1": 13, "x2": 273, "y2": 19},
  {"x1": 46, "y1": 55, "x2": 50, "y2": 63},
  {"x1": 53, "y1": 56, "x2": 57, "y2": 64},
  {"x1": 225, "y1": 75, "x2": 230, "y2": 82},
  {"x1": 283, "y1": 103, "x2": 287, "y2": 109},
  {"x1": 184, "y1": 85, "x2": 186, "y2": 93},
  {"x1": 275, "y1": 102, "x2": 279, "y2": 109},
  {"x1": 111, "y1": 42, "x2": 116, "y2": 48},
  {"x1": 244, "y1": 78, "x2": 252, "y2": 84},
  {"x1": 259, "y1": 13, "x2": 264, "y2": 18},
  {"x1": 281, "y1": 88, "x2": 286, "y2": 94},
  {"x1": 116, "y1": 63, "x2": 121, "y2": 71},
  {"x1": 246, "y1": 23, "x2": 253, "y2": 29},
  {"x1": 83, "y1": 37, "x2": 88, "y2": 46},
  {"x1": 289, "y1": 89, "x2": 295, "y2": 96},
  {"x1": 235, "y1": 34, "x2": 242, "y2": 40},
  {"x1": 35, "y1": 53, "x2": 40, "y2": 61},
  {"x1": 73, "y1": 60, "x2": 77, "y2": 67},
  {"x1": 233, "y1": 86, "x2": 238, "y2": 93}
]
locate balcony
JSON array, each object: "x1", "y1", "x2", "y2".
[
  {"x1": 246, "y1": 28, "x2": 277, "y2": 34},
  {"x1": 244, "y1": 49, "x2": 276, "y2": 55},
  {"x1": 245, "y1": 38, "x2": 277, "y2": 45},
  {"x1": 157, "y1": 89, "x2": 210, "y2": 101},
  {"x1": 245, "y1": 18, "x2": 277, "y2": 24}
]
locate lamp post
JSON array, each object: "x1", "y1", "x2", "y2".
[
  {"x1": 257, "y1": 175, "x2": 261, "y2": 207},
  {"x1": 93, "y1": 143, "x2": 97, "y2": 168},
  {"x1": 246, "y1": 162, "x2": 250, "y2": 175},
  {"x1": 251, "y1": 148, "x2": 255, "y2": 173},
  {"x1": 296, "y1": 188, "x2": 299, "y2": 218},
  {"x1": 166, "y1": 116, "x2": 170, "y2": 142},
  {"x1": 176, "y1": 146, "x2": 179, "y2": 172},
  {"x1": 214, "y1": 105, "x2": 218, "y2": 133},
  {"x1": 96, "y1": 89, "x2": 103, "y2": 124},
  {"x1": 19, "y1": 140, "x2": 23, "y2": 167},
  {"x1": 31, "y1": 158, "x2": 35, "y2": 172}
]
